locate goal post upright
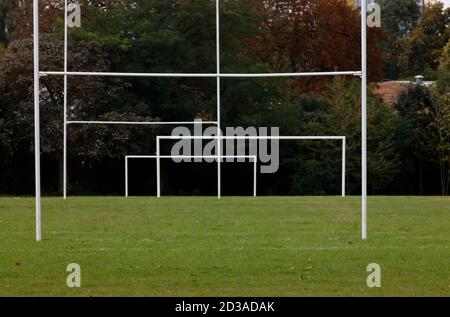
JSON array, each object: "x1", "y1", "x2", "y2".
[
  {"x1": 253, "y1": 158, "x2": 257, "y2": 197},
  {"x1": 216, "y1": 0, "x2": 222, "y2": 200},
  {"x1": 361, "y1": 0, "x2": 368, "y2": 240},
  {"x1": 63, "y1": 0, "x2": 68, "y2": 200},
  {"x1": 33, "y1": 0, "x2": 41, "y2": 241},
  {"x1": 342, "y1": 137, "x2": 346, "y2": 197},
  {"x1": 125, "y1": 155, "x2": 129, "y2": 197},
  {"x1": 156, "y1": 137, "x2": 161, "y2": 198}
]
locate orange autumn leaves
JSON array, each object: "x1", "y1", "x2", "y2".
[{"x1": 247, "y1": 0, "x2": 385, "y2": 92}]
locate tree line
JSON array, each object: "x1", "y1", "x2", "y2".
[{"x1": 0, "y1": 0, "x2": 448, "y2": 195}]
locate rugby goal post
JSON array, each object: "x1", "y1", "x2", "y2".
[{"x1": 32, "y1": 0, "x2": 368, "y2": 241}]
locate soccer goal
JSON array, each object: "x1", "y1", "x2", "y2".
[
  {"x1": 125, "y1": 155, "x2": 258, "y2": 197},
  {"x1": 156, "y1": 135, "x2": 347, "y2": 198}
]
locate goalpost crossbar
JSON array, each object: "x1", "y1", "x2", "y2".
[
  {"x1": 40, "y1": 71, "x2": 362, "y2": 78},
  {"x1": 67, "y1": 121, "x2": 219, "y2": 126}
]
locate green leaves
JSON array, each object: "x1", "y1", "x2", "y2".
[
  {"x1": 0, "y1": 0, "x2": 6, "y2": 45},
  {"x1": 379, "y1": 0, "x2": 421, "y2": 39},
  {"x1": 292, "y1": 78, "x2": 403, "y2": 195}
]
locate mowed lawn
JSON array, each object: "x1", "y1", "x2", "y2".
[{"x1": 0, "y1": 196, "x2": 449, "y2": 296}]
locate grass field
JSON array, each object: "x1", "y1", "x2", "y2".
[{"x1": 0, "y1": 196, "x2": 449, "y2": 296}]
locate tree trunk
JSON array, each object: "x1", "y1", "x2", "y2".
[
  {"x1": 58, "y1": 155, "x2": 63, "y2": 195},
  {"x1": 419, "y1": 156, "x2": 423, "y2": 196}
]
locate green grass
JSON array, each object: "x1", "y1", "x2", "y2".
[{"x1": 0, "y1": 196, "x2": 449, "y2": 296}]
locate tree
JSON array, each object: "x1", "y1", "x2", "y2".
[
  {"x1": 0, "y1": 0, "x2": 7, "y2": 44},
  {"x1": 0, "y1": 33, "x2": 157, "y2": 193},
  {"x1": 288, "y1": 78, "x2": 402, "y2": 195},
  {"x1": 394, "y1": 42, "x2": 450, "y2": 195},
  {"x1": 325, "y1": 78, "x2": 402, "y2": 195},
  {"x1": 0, "y1": 0, "x2": 300, "y2": 194},
  {"x1": 379, "y1": 0, "x2": 422, "y2": 79},
  {"x1": 2, "y1": 0, "x2": 62, "y2": 42},
  {"x1": 394, "y1": 85, "x2": 434, "y2": 194},
  {"x1": 428, "y1": 42, "x2": 450, "y2": 195},
  {"x1": 249, "y1": 0, "x2": 386, "y2": 92},
  {"x1": 398, "y1": 3, "x2": 450, "y2": 78},
  {"x1": 380, "y1": 0, "x2": 421, "y2": 39},
  {"x1": 0, "y1": 0, "x2": 444, "y2": 195},
  {"x1": 71, "y1": 0, "x2": 300, "y2": 130}
]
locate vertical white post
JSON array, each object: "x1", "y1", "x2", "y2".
[
  {"x1": 63, "y1": 0, "x2": 68, "y2": 199},
  {"x1": 156, "y1": 138, "x2": 161, "y2": 198},
  {"x1": 33, "y1": 0, "x2": 41, "y2": 241},
  {"x1": 361, "y1": 0, "x2": 368, "y2": 240},
  {"x1": 216, "y1": 0, "x2": 221, "y2": 200},
  {"x1": 342, "y1": 137, "x2": 346, "y2": 197},
  {"x1": 253, "y1": 158, "x2": 257, "y2": 197},
  {"x1": 125, "y1": 157, "x2": 128, "y2": 197}
]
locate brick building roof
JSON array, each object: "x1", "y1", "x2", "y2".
[
  {"x1": 372, "y1": 81, "x2": 412, "y2": 105},
  {"x1": 373, "y1": 78, "x2": 435, "y2": 105}
]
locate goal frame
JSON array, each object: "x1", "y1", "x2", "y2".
[
  {"x1": 156, "y1": 135, "x2": 346, "y2": 198},
  {"x1": 125, "y1": 155, "x2": 258, "y2": 197},
  {"x1": 32, "y1": 0, "x2": 368, "y2": 241}
]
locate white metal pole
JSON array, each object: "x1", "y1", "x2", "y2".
[
  {"x1": 342, "y1": 137, "x2": 346, "y2": 197},
  {"x1": 361, "y1": 0, "x2": 368, "y2": 240},
  {"x1": 66, "y1": 120, "x2": 218, "y2": 126},
  {"x1": 159, "y1": 136, "x2": 346, "y2": 140},
  {"x1": 156, "y1": 138, "x2": 161, "y2": 198},
  {"x1": 253, "y1": 158, "x2": 257, "y2": 197},
  {"x1": 40, "y1": 70, "x2": 362, "y2": 78},
  {"x1": 216, "y1": 0, "x2": 221, "y2": 200},
  {"x1": 125, "y1": 157, "x2": 128, "y2": 197},
  {"x1": 63, "y1": 0, "x2": 68, "y2": 199},
  {"x1": 33, "y1": 0, "x2": 41, "y2": 241}
]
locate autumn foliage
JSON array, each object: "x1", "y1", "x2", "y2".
[
  {"x1": 249, "y1": 0, "x2": 385, "y2": 92},
  {"x1": 3, "y1": 0, "x2": 62, "y2": 41}
]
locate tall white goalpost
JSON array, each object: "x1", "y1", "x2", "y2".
[
  {"x1": 361, "y1": 0, "x2": 368, "y2": 241},
  {"x1": 32, "y1": 0, "x2": 368, "y2": 241}
]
